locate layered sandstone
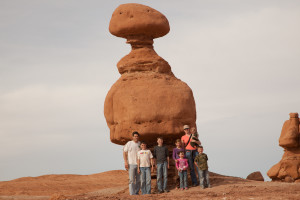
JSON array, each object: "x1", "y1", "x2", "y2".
[
  {"x1": 104, "y1": 3, "x2": 196, "y2": 145},
  {"x1": 267, "y1": 113, "x2": 300, "y2": 182}
]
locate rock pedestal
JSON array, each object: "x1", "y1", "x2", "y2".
[
  {"x1": 104, "y1": 3, "x2": 196, "y2": 146},
  {"x1": 267, "y1": 113, "x2": 300, "y2": 182}
]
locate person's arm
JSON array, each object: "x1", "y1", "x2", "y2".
[
  {"x1": 153, "y1": 147, "x2": 157, "y2": 169},
  {"x1": 166, "y1": 146, "x2": 170, "y2": 169},
  {"x1": 123, "y1": 143, "x2": 129, "y2": 170},
  {"x1": 167, "y1": 156, "x2": 170, "y2": 169},
  {"x1": 185, "y1": 159, "x2": 189, "y2": 169},
  {"x1": 194, "y1": 157, "x2": 199, "y2": 168},
  {"x1": 191, "y1": 137, "x2": 201, "y2": 145},
  {"x1": 150, "y1": 158, "x2": 154, "y2": 172},
  {"x1": 123, "y1": 151, "x2": 129, "y2": 170},
  {"x1": 172, "y1": 149, "x2": 176, "y2": 161},
  {"x1": 137, "y1": 157, "x2": 140, "y2": 174}
]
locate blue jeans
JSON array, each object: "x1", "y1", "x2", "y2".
[
  {"x1": 157, "y1": 161, "x2": 168, "y2": 191},
  {"x1": 129, "y1": 164, "x2": 140, "y2": 195},
  {"x1": 197, "y1": 168, "x2": 210, "y2": 188},
  {"x1": 179, "y1": 170, "x2": 188, "y2": 189},
  {"x1": 185, "y1": 150, "x2": 198, "y2": 185},
  {"x1": 140, "y1": 167, "x2": 151, "y2": 194}
]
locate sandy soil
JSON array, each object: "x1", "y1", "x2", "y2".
[{"x1": 1, "y1": 170, "x2": 300, "y2": 200}]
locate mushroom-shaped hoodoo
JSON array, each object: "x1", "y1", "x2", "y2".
[
  {"x1": 104, "y1": 3, "x2": 197, "y2": 146},
  {"x1": 109, "y1": 3, "x2": 170, "y2": 39}
]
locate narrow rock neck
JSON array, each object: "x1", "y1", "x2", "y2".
[
  {"x1": 126, "y1": 35, "x2": 154, "y2": 49},
  {"x1": 116, "y1": 36, "x2": 173, "y2": 75}
]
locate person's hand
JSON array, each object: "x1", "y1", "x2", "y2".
[
  {"x1": 168, "y1": 164, "x2": 170, "y2": 169},
  {"x1": 175, "y1": 159, "x2": 178, "y2": 163},
  {"x1": 138, "y1": 168, "x2": 140, "y2": 174},
  {"x1": 124, "y1": 162, "x2": 129, "y2": 170},
  {"x1": 151, "y1": 166, "x2": 154, "y2": 173}
]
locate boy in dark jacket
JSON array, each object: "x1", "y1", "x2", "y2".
[{"x1": 153, "y1": 137, "x2": 169, "y2": 193}]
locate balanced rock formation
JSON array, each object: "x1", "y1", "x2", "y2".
[
  {"x1": 267, "y1": 113, "x2": 300, "y2": 182},
  {"x1": 104, "y1": 3, "x2": 196, "y2": 146},
  {"x1": 246, "y1": 171, "x2": 264, "y2": 181}
]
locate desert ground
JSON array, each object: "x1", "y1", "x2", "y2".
[{"x1": 1, "y1": 170, "x2": 300, "y2": 200}]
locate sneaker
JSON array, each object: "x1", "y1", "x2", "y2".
[
  {"x1": 180, "y1": 188, "x2": 184, "y2": 191},
  {"x1": 175, "y1": 187, "x2": 179, "y2": 190},
  {"x1": 207, "y1": 185, "x2": 212, "y2": 188},
  {"x1": 192, "y1": 184, "x2": 197, "y2": 187},
  {"x1": 164, "y1": 189, "x2": 170, "y2": 193},
  {"x1": 200, "y1": 186, "x2": 205, "y2": 189},
  {"x1": 185, "y1": 187, "x2": 189, "y2": 190},
  {"x1": 157, "y1": 190, "x2": 164, "y2": 194}
]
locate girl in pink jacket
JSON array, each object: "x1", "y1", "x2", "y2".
[{"x1": 176, "y1": 151, "x2": 189, "y2": 190}]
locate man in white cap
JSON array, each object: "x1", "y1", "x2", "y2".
[{"x1": 181, "y1": 125, "x2": 200, "y2": 187}]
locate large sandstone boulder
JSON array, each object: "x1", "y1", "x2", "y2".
[
  {"x1": 246, "y1": 171, "x2": 264, "y2": 181},
  {"x1": 104, "y1": 3, "x2": 196, "y2": 145},
  {"x1": 267, "y1": 113, "x2": 300, "y2": 182}
]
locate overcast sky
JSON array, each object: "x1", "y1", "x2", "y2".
[{"x1": 1, "y1": 0, "x2": 300, "y2": 181}]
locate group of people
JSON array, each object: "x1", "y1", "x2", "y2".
[{"x1": 123, "y1": 125, "x2": 210, "y2": 195}]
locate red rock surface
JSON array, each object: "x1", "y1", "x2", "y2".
[
  {"x1": 268, "y1": 113, "x2": 300, "y2": 182},
  {"x1": 104, "y1": 3, "x2": 196, "y2": 145},
  {"x1": 1, "y1": 170, "x2": 300, "y2": 200},
  {"x1": 246, "y1": 171, "x2": 264, "y2": 181},
  {"x1": 0, "y1": 170, "x2": 127, "y2": 197}
]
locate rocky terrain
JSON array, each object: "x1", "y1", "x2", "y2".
[{"x1": 1, "y1": 170, "x2": 300, "y2": 200}]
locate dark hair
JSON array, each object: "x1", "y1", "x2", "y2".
[
  {"x1": 140, "y1": 141, "x2": 147, "y2": 145},
  {"x1": 178, "y1": 151, "x2": 184, "y2": 155},
  {"x1": 175, "y1": 139, "x2": 181, "y2": 143},
  {"x1": 157, "y1": 137, "x2": 163, "y2": 140},
  {"x1": 132, "y1": 131, "x2": 140, "y2": 137},
  {"x1": 198, "y1": 145, "x2": 203, "y2": 149}
]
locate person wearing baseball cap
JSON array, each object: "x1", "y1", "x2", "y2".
[{"x1": 181, "y1": 125, "x2": 200, "y2": 187}]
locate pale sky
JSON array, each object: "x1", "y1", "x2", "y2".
[{"x1": 1, "y1": 0, "x2": 300, "y2": 181}]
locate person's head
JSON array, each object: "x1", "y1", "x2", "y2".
[
  {"x1": 183, "y1": 125, "x2": 190, "y2": 134},
  {"x1": 178, "y1": 151, "x2": 185, "y2": 158},
  {"x1": 157, "y1": 137, "x2": 163, "y2": 146},
  {"x1": 190, "y1": 127, "x2": 197, "y2": 135},
  {"x1": 175, "y1": 139, "x2": 181, "y2": 147},
  {"x1": 132, "y1": 131, "x2": 140, "y2": 142},
  {"x1": 140, "y1": 141, "x2": 147, "y2": 150},
  {"x1": 197, "y1": 146, "x2": 204, "y2": 153}
]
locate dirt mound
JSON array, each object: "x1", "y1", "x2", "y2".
[
  {"x1": 1, "y1": 170, "x2": 300, "y2": 200},
  {"x1": 0, "y1": 170, "x2": 127, "y2": 198}
]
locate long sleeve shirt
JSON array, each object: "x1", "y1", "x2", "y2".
[
  {"x1": 172, "y1": 147, "x2": 184, "y2": 161},
  {"x1": 153, "y1": 145, "x2": 169, "y2": 164},
  {"x1": 176, "y1": 158, "x2": 188, "y2": 171}
]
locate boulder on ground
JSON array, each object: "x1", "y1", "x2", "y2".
[{"x1": 246, "y1": 171, "x2": 264, "y2": 181}]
